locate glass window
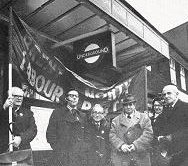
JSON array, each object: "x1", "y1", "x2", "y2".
[
  {"x1": 180, "y1": 65, "x2": 186, "y2": 91},
  {"x1": 169, "y1": 58, "x2": 176, "y2": 85}
]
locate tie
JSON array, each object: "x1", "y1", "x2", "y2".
[
  {"x1": 127, "y1": 114, "x2": 131, "y2": 119},
  {"x1": 95, "y1": 122, "x2": 100, "y2": 129},
  {"x1": 71, "y1": 109, "x2": 78, "y2": 116},
  {"x1": 71, "y1": 109, "x2": 80, "y2": 121}
]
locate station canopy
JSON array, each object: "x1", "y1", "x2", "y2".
[{"x1": 0, "y1": 0, "x2": 170, "y2": 87}]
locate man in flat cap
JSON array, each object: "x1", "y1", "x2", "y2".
[{"x1": 109, "y1": 94, "x2": 153, "y2": 166}]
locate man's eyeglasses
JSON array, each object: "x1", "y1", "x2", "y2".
[
  {"x1": 162, "y1": 92, "x2": 173, "y2": 96},
  {"x1": 123, "y1": 103, "x2": 134, "y2": 106},
  {"x1": 68, "y1": 94, "x2": 79, "y2": 98},
  {"x1": 154, "y1": 104, "x2": 163, "y2": 107},
  {"x1": 13, "y1": 95, "x2": 23, "y2": 98},
  {"x1": 92, "y1": 112, "x2": 104, "y2": 115}
]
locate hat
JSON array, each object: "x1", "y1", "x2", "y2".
[{"x1": 121, "y1": 94, "x2": 136, "y2": 104}]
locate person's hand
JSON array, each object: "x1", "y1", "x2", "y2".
[
  {"x1": 128, "y1": 144, "x2": 136, "y2": 152},
  {"x1": 166, "y1": 135, "x2": 172, "y2": 141},
  {"x1": 11, "y1": 136, "x2": 22, "y2": 148},
  {"x1": 121, "y1": 144, "x2": 130, "y2": 153},
  {"x1": 3, "y1": 97, "x2": 13, "y2": 109},
  {"x1": 158, "y1": 135, "x2": 172, "y2": 142},
  {"x1": 158, "y1": 136, "x2": 165, "y2": 141},
  {"x1": 158, "y1": 135, "x2": 172, "y2": 150}
]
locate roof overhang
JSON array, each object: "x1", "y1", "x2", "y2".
[{"x1": 0, "y1": 0, "x2": 170, "y2": 85}]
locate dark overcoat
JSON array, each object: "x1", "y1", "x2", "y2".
[
  {"x1": 153, "y1": 99, "x2": 188, "y2": 166},
  {"x1": 86, "y1": 118, "x2": 111, "y2": 166},
  {"x1": 109, "y1": 110, "x2": 153, "y2": 166},
  {"x1": 46, "y1": 106, "x2": 91, "y2": 166},
  {"x1": 12, "y1": 106, "x2": 37, "y2": 150}
]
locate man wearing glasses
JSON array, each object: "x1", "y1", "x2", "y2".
[
  {"x1": 46, "y1": 89, "x2": 90, "y2": 166},
  {"x1": 86, "y1": 104, "x2": 111, "y2": 166},
  {"x1": 109, "y1": 94, "x2": 153, "y2": 166},
  {"x1": 2, "y1": 87, "x2": 37, "y2": 151}
]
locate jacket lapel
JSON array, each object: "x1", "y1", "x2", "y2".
[
  {"x1": 119, "y1": 111, "x2": 141, "y2": 130},
  {"x1": 173, "y1": 99, "x2": 181, "y2": 111}
]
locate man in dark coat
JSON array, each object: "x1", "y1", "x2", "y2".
[
  {"x1": 2, "y1": 87, "x2": 37, "y2": 151},
  {"x1": 154, "y1": 85, "x2": 188, "y2": 166},
  {"x1": 46, "y1": 90, "x2": 91, "y2": 166},
  {"x1": 87, "y1": 104, "x2": 111, "y2": 166}
]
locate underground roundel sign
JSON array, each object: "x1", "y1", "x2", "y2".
[{"x1": 73, "y1": 31, "x2": 113, "y2": 74}]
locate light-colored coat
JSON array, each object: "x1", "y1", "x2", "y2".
[{"x1": 109, "y1": 110, "x2": 153, "y2": 166}]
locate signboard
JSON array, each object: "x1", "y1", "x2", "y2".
[
  {"x1": 72, "y1": 31, "x2": 120, "y2": 85},
  {"x1": 73, "y1": 31, "x2": 115, "y2": 73}
]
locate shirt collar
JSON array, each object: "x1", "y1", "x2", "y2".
[
  {"x1": 67, "y1": 104, "x2": 77, "y2": 111},
  {"x1": 154, "y1": 113, "x2": 160, "y2": 118},
  {"x1": 124, "y1": 111, "x2": 135, "y2": 119},
  {"x1": 171, "y1": 98, "x2": 178, "y2": 107}
]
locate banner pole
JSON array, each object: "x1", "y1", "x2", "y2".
[{"x1": 8, "y1": 6, "x2": 13, "y2": 152}]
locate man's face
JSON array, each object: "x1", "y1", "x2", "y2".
[
  {"x1": 123, "y1": 102, "x2": 136, "y2": 115},
  {"x1": 91, "y1": 106, "x2": 105, "y2": 122},
  {"x1": 154, "y1": 101, "x2": 163, "y2": 114},
  {"x1": 12, "y1": 89, "x2": 24, "y2": 107},
  {"x1": 162, "y1": 87, "x2": 178, "y2": 105},
  {"x1": 67, "y1": 90, "x2": 79, "y2": 107}
]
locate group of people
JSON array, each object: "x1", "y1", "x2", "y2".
[{"x1": 1, "y1": 84, "x2": 188, "y2": 166}]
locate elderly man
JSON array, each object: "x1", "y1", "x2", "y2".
[
  {"x1": 46, "y1": 89, "x2": 90, "y2": 166},
  {"x1": 109, "y1": 94, "x2": 153, "y2": 166},
  {"x1": 86, "y1": 104, "x2": 111, "y2": 166},
  {"x1": 154, "y1": 85, "x2": 188, "y2": 166},
  {"x1": 2, "y1": 87, "x2": 37, "y2": 151}
]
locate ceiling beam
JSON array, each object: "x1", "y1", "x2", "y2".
[
  {"x1": 38, "y1": 3, "x2": 81, "y2": 30},
  {"x1": 116, "y1": 43, "x2": 140, "y2": 56},
  {"x1": 55, "y1": 14, "x2": 96, "y2": 38},
  {"x1": 52, "y1": 22, "x2": 110, "y2": 48},
  {"x1": 24, "y1": 0, "x2": 56, "y2": 21},
  {"x1": 115, "y1": 36, "x2": 130, "y2": 46}
]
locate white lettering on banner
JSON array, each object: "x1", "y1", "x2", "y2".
[
  {"x1": 85, "y1": 90, "x2": 95, "y2": 98},
  {"x1": 51, "y1": 86, "x2": 63, "y2": 103},
  {"x1": 23, "y1": 35, "x2": 32, "y2": 51},
  {"x1": 107, "y1": 89, "x2": 116, "y2": 100},
  {"x1": 81, "y1": 100, "x2": 92, "y2": 110},
  {"x1": 20, "y1": 51, "x2": 26, "y2": 70},
  {"x1": 35, "y1": 75, "x2": 45, "y2": 92},
  {"x1": 43, "y1": 80, "x2": 56, "y2": 98},
  {"x1": 22, "y1": 34, "x2": 63, "y2": 75},
  {"x1": 27, "y1": 63, "x2": 36, "y2": 86},
  {"x1": 95, "y1": 92, "x2": 107, "y2": 99},
  {"x1": 85, "y1": 82, "x2": 128, "y2": 101},
  {"x1": 26, "y1": 62, "x2": 64, "y2": 102}
]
